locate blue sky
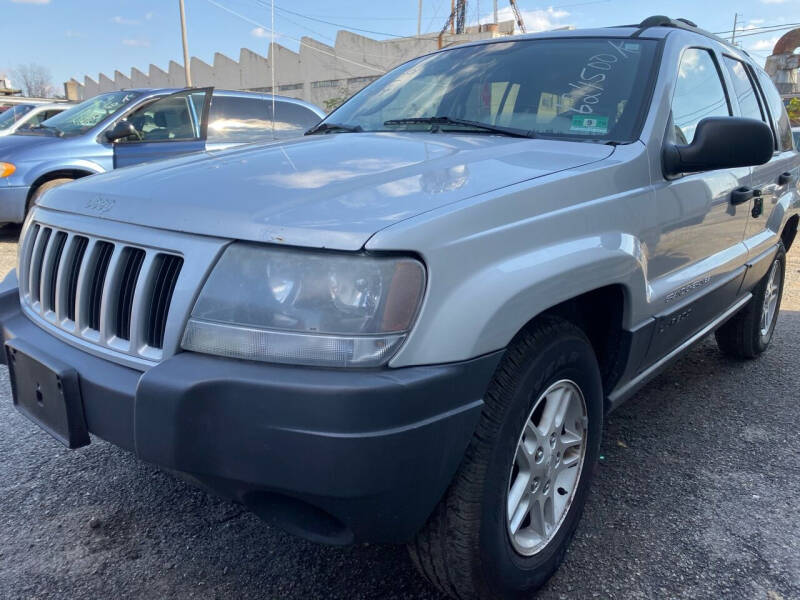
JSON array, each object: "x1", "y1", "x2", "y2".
[{"x1": 1, "y1": 0, "x2": 797, "y2": 94}]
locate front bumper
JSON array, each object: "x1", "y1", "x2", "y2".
[
  {"x1": 0, "y1": 272, "x2": 502, "y2": 544},
  {"x1": 0, "y1": 185, "x2": 29, "y2": 223}
]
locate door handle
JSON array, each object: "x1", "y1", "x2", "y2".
[
  {"x1": 778, "y1": 172, "x2": 794, "y2": 186},
  {"x1": 731, "y1": 187, "x2": 760, "y2": 205}
]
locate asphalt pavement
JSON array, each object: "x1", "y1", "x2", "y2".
[{"x1": 0, "y1": 223, "x2": 798, "y2": 600}]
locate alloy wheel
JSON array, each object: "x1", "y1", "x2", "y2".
[
  {"x1": 760, "y1": 259, "x2": 782, "y2": 340},
  {"x1": 506, "y1": 379, "x2": 588, "y2": 556}
]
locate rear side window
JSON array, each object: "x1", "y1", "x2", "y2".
[
  {"x1": 208, "y1": 96, "x2": 273, "y2": 143},
  {"x1": 207, "y1": 97, "x2": 320, "y2": 142},
  {"x1": 272, "y1": 102, "x2": 321, "y2": 139},
  {"x1": 670, "y1": 48, "x2": 730, "y2": 144},
  {"x1": 755, "y1": 70, "x2": 793, "y2": 151},
  {"x1": 723, "y1": 57, "x2": 764, "y2": 122}
]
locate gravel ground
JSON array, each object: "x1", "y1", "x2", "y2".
[{"x1": 0, "y1": 223, "x2": 798, "y2": 600}]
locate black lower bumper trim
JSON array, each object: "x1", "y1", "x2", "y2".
[{"x1": 0, "y1": 272, "x2": 503, "y2": 543}]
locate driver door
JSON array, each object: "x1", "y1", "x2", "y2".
[
  {"x1": 111, "y1": 88, "x2": 212, "y2": 168},
  {"x1": 645, "y1": 47, "x2": 751, "y2": 364}
]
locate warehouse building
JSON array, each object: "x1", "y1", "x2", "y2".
[{"x1": 65, "y1": 22, "x2": 515, "y2": 111}]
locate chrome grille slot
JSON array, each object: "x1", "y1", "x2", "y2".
[
  {"x1": 29, "y1": 227, "x2": 51, "y2": 304},
  {"x1": 16, "y1": 214, "x2": 209, "y2": 369},
  {"x1": 86, "y1": 241, "x2": 114, "y2": 331},
  {"x1": 44, "y1": 231, "x2": 68, "y2": 314},
  {"x1": 145, "y1": 254, "x2": 183, "y2": 349},
  {"x1": 115, "y1": 247, "x2": 145, "y2": 341},
  {"x1": 65, "y1": 236, "x2": 89, "y2": 322},
  {"x1": 20, "y1": 223, "x2": 40, "y2": 297}
]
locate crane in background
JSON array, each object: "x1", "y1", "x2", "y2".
[
  {"x1": 509, "y1": 0, "x2": 527, "y2": 33},
  {"x1": 439, "y1": 0, "x2": 526, "y2": 47}
]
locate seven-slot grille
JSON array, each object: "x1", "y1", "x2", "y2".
[{"x1": 19, "y1": 223, "x2": 183, "y2": 361}]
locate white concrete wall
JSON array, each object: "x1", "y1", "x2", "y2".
[{"x1": 66, "y1": 22, "x2": 516, "y2": 112}]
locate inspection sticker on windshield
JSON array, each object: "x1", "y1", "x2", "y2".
[{"x1": 570, "y1": 115, "x2": 608, "y2": 134}]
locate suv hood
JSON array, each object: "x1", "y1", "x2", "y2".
[{"x1": 42, "y1": 132, "x2": 614, "y2": 250}]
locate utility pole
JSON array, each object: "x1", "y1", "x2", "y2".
[
  {"x1": 270, "y1": 0, "x2": 275, "y2": 135},
  {"x1": 418, "y1": 0, "x2": 423, "y2": 36},
  {"x1": 731, "y1": 13, "x2": 740, "y2": 46},
  {"x1": 179, "y1": 0, "x2": 192, "y2": 87},
  {"x1": 493, "y1": 0, "x2": 498, "y2": 24}
]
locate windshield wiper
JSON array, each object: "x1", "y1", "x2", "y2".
[
  {"x1": 305, "y1": 122, "x2": 363, "y2": 135},
  {"x1": 383, "y1": 116, "x2": 535, "y2": 139}
]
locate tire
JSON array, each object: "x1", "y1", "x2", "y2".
[
  {"x1": 715, "y1": 243, "x2": 786, "y2": 359},
  {"x1": 409, "y1": 316, "x2": 603, "y2": 600},
  {"x1": 27, "y1": 178, "x2": 74, "y2": 215}
]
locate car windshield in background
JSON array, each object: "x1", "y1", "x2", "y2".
[
  {"x1": 28, "y1": 91, "x2": 141, "y2": 138},
  {"x1": 326, "y1": 38, "x2": 657, "y2": 142},
  {"x1": 0, "y1": 104, "x2": 35, "y2": 131}
]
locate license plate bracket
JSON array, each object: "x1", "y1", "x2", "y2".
[{"x1": 6, "y1": 339, "x2": 89, "y2": 449}]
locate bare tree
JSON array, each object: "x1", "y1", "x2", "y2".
[{"x1": 11, "y1": 63, "x2": 53, "y2": 98}]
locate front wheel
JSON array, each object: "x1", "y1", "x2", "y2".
[{"x1": 409, "y1": 316, "x2": 603, "y2": 599}]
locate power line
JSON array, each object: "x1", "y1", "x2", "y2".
[
  {"x1": 734, "y1": 26, "x2": 800, "y2": 40},
  {"x1": 713, "y1": 21, "x2": 800, "y2": 36},
  {"x1": 258, "y1": 0, "x2": 612, "y2": 39},
  {"x1": 254, "y1": 0, "x2": 407, "y2": 38},
  {"x1": 252, "y1": 1, "x2": 435, "y2": 61},
  {"x1": 204, "y1": 0, "x2": 387, "y2": 72}
]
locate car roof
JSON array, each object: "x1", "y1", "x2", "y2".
[
  {"x1": 436, "y1": 16, "x2": 743, "y2": 57},
  {"x1": 29, "y1": 103, "x2": 72, "y2": 110},
  {"x1": 109, "y1": 88, "x2": 324, "y2": 117}
]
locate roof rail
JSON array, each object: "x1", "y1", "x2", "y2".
[{"x1": 631, "y1": 15, "x2": 739, "y2": 50}]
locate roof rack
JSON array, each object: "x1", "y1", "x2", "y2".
[{"x1": 630, "y1": 15, "x2": 740, "y2": 51}]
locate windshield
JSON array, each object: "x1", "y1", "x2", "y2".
[
  {"x1": 0, "y1": 104, "x2": 35, "y2": 131},
  {"x1": 34, "y1": 90, "x2": 141, "y2": 137},
  {"x1": 326, "y1": 38, "x2": 657, "y2": 142}
]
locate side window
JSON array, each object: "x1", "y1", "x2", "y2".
[
  {"x1": 22, "y1": 111, "x2": 49, "y2": 129},
  {"x1": 207, "y1": 96, "x2": 273, "y2": 143},
  {"x1": 723, "y1": 57, "x2": 764, "y2": 121},
  {"x1": 122, "y1": 90, "x2": 205, "y2": 143},
  {"x1": 271, "y1": 102, "x2": 322, "y2": 139},
  {"x1": 23, "y1": 110, "x2": 62, "y2": 129},
  {"x1": 756, "y1": 70, "x2": 793, "y2": 151},
  {"x1": 671, "y1": 48, "x2": 730, "y2": 144}
]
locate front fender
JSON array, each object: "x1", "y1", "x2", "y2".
[
  {"x1": 391, "y1": 233, "x2": 648, "y2": 367},
  {"x1": 18, "y1": 159, "x2": 106, "y2": 188},
  {"x1": 473, "y1": 235, "x2": 645, "y2": 351}
]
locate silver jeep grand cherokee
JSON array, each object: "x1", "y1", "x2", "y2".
[{"x1": 1, "y1": 16, "x2": 797, "y2": 599}]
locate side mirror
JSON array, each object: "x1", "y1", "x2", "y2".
[
  {"x1": 105, "y1": 119, "x2": 137, "y2": 142},
  {"x1": 663, "y1": 117, "x2": 774, "y2": 177}
]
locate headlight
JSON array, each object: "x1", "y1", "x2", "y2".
[
  {"x1": 181, "y1": 243, "x2": 426, "y2": 367},
  {"x1": 0, "y1": 163, "x2": 15, "y2": 178}
]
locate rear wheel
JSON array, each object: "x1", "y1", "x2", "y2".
[
  {"x1": 409, "y1": 316, "x2": 603, "y2": 599},
  {"x1": 27, "y1": 178, "x2": 74, "y2": 215},
  {"x1": 715, "y1": 243, "x2": 786, "y2": 359}
]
